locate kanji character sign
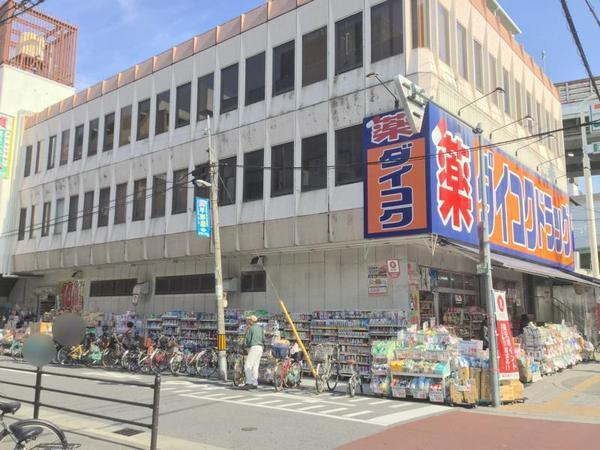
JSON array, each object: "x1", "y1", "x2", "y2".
[{"x1": 366, "y1": 111, "x2": 413, "y2": 145}]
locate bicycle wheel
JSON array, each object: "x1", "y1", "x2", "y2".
[
  {"x1": 138, "y1": 353, "x2": 150, "y2": 374},
  {"x1": 56, "y1": 348, "x2": 69, "y2": 365},
  {"x1": 232, "y1": 355, "x2": 245, "y2": 386},
  {"x1": 326, "y1": 362, "x2": 340, "y2": 392},
  {"x1": 12, "y1": 418, "x2": 71, "y2": 449},
  {"x1": 348, "y1": 375, "x2": 357, "y2": 398},
  {"x1": 288, "y1": 361, "x2": 303, "y2": 388},
  {"x1": 315, "y1": 364, "x2": 325, "y2": 394},
  {"x1": 169, "y1": 353, "x2": 184, "y2": 376},
  {"x1": 195, "y1": 350, "x2": 210, "y2": 376},
  {"x1": 273, "y1": 362, "x2": 284, "y2": 392}
]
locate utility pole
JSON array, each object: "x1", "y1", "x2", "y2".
[
  {"x1": 581, "y1": 106, "x2": 600, "y2": 277},
  {"x1": 475, "y1": 124, "x2": 501, "y2": 407},
  {"x1": 206, "y1": 115, "x2": 228, "y2": 380}
]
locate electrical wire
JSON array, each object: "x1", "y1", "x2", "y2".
[
  {"x1": 0, "y1": 0, "x2": 45, "y2": 26},
  {"x1": 560, "y1": 0, "x2": 600, "y2": 103},
  {"x1": 585, "y1": 0, "x2": 600, "y2": 28}
]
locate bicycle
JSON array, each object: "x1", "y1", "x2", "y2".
[
  {"x1": 346, "y1": 359, "x2": 364, "y2": 398},
  {"x1": 311, "y1": 344, "x2": 340, "y2": 394},
  {"x1": 227, "y1": 345, "x2": 246, "y2": 386},
  {"x1": 272, "y1": 345, "x2": 302, "y2": 392},
  {"x1": 9, "y1": 341, "x2": 23, "y2": 361},
  {"x1": 0, "y1": 401, "x2": 78, "y2": 449},
  {"x1": 194, "y1": 347, "x2": 219, "y2": 378}
]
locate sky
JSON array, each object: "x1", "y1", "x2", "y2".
[{"x1": 37, "y1": 0, "x2": 600, "y2": 91}]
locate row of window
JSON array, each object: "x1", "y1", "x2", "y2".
[
  {"x1": 436, "y1": 3, "x2": 558, "y2": 141},
  {"x1": 17, "y1": 125, "x2": 363, "y2": 240},
  {"x1": 22, "y1": 0, "x2": 403, "y2": 179},
  {"x1": 88, "y1": 272, "x2": 266, "y2": 297}
]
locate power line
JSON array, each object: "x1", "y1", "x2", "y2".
[
  {"x1": 0, "y1": 0, "x2": 45, "y2": 26},
  {"x1": 585, "y1": 0, "x2": 600, "y2": 28},
  {"x1": 560, "y1": 0, "x2": 600, "y2": 103}
]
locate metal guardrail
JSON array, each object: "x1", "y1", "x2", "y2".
[{"x1": 0, "y1": 364, "x2": 161, "y2": 450}]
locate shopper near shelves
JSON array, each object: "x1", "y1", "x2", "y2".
[
  {"x1": 242, "y1": 315, "x2": 265, "y2": 390},
  {"x1": 123, "y1": 321, "x2": 137, "y2": 350},
  {"x1": 480, "y1": 314, "x2": 489, "y2": 350},
  {"x1": 519, "y1": 314, "x2": 531, "y2": 335}
]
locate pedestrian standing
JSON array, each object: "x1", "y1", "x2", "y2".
[{"x1": 242, "y1": 315, "x2": 264, "y2": 390}]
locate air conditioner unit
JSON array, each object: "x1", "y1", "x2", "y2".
[
  {"x1": 223, "y1": 277, "x2": 238, "y2": 292},
  {"x1": 133, "y1": 281, "x2": 150, "y2": 296}
]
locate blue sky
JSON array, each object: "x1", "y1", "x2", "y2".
[{"x1": 38, "y1": 0, "x2": 599, "y2": 90}]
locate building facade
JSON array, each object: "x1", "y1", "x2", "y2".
[{"x1": 4, "y1": 0, "x2": 596, "y2": 336}]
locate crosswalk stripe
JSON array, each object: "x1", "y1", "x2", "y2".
[
  {"x1": 388, "y1": 403, "x2": 412, "y2": 409},
  {"x1": 255, "y1": 400, "x2": 282, "y2": 405},
  {"x1": 320, "y1": 407, "x2": 348, "y2": 414},
  {"x1": 367, "y1": 405, "x2": 447, "y2": 426},
  {"x1": 368, "y1": 400, "x2": 390, "y2": 406},
  {"x1": 343, "y1": 410, "x2": 373, "y2": 418},
  {"x1": 173, "y1": 390, "x2": 192, "y2": 394},
  {"x1": 348, "y1": 397, "x2": 370, "y2": 403},
  {"x1": 278, "y1": 402, "x2": 304, "y2": 408},
  {"x1": 298, "y1": 404, "x2": 326, "y2": 411}
]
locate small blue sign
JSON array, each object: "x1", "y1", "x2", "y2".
[{"x1": 195, "y1": 197, "x2": 211, "y2": 238}]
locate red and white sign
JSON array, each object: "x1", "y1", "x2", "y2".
[
  {"x1": 386, "y1": 259, "x2": 401, "y2": 278},
  {"x1": 493, "y1": 290, "x2": 519, "y2": 380}
]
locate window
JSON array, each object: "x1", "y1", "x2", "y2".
[
  {"x1": 35, "y1": 141, "x2": 41, "y2": 173},
  {"x1": 155, "y1": 274, "x2": 215, "y2": 295},
  {"x1": 301, "y1": 133, "x2": 327, "y2": 191},
  {"x1": 489, "y1": 55, "x2": 498, "y2": 105},
  {"x1": 67, "y1": 195, "x2": 78, "y2": 232},
  {"x1": 82, "y1": 191, "x2": 94, "y2": 230},
  {"x1": 526, "y1": 91, "x2": 533, "y2": 133},
  {"x1": 273, "y1": 41, "x2": 295, "y2": 96},
  {"x1": 119, "y1": 105, "x2": 132, "y2": 147},
  {"x1": 515, "y1": 81, "x2": 523, "y2": 120},
  {"x1": 172, "y1": 169, "x2": 188, "y2": 214},
  {"x1": 245, "y1": 52, "x2": 265, "y2": 105},
  {"x1": 302, "y1": 27, "x2": 327, "y2": 86},
  {"x1": 271, "y1": 142, "x2": 294, "y2": 197},
  {"x1": 114, "y1": 183, "x2": 127, "y2": 225},
  {"x1": 74, "y1": 125, "x2": 84, "y2": 161},
  {"x1": 18, "y1": 208, "x2": 26, "y2": 241},
  {"x1": 411, "y1": 0, "x2": 429, "y2": 48},
  {"x1": 54, "y1": 198, "x2": 64, "y2": 235},
  {"x1": 193, "y1": 164, "x2": 210, "y2": 201},
  {"x1": 241, "y1": 271, "x2": 266, "y2": 292},
  {"x1": 503, "y1": 69, "x2": 511, "y2": 117},
  {"x1": 197, "y1": 73, "x2": 214, "y2": 121},
  {"x1": 371, "y1": 0, "x2": 403, "y2": 63},
  {"x1": 151, "y1": 173, "x2": 167, "y2": 218},
  {"x1": 29, "y1": 205, "x2": 35, "y2": 238},
  {"x1": 473, "y1": 40, "x2": 484, "y2": 92},
  {"x1": 155, "y1": 90, "x2": 170, "y2": 135},
  {"x1": 132, "y1": 178, "x2": 146, "y2": 221},
  {"x1": 175, "y1": 82, "x2": 191, "y2": 128},
  {"x1": 98, "y1": 187, "x2": 110, "y2": 227},
  {"x1": 456, "y1": 23, "x2": 468, "y2": 80},
  {"x1": 47, "y1": 135, "x2": 56, "y2": 170},
  {"x1": 103, "y1": 112, "x2": 115, "y2": 151},
  {"x1": 536, "y1": 101, "x2": 542, "y2": 133},
  {"x1": 88, "y1": 118, "x2": 98, "y2": 156},
  {"x1": 335, "y1": 12, "x2": 363, "y2": 74},
  {"x1": 137, "y1": 98, "x2": 150, "y2": 140},
  {"x1": 90, "y1": 279, "x2": 138, "y2": 297},
  {"x1": 23, "y1": 145, "x2": 32, "y2": 177},
  {"x1": 220, "y1": 64, "x2": 239, "y2": 113},
  {"x1": 41, "y1": 201, "x2": 51, "y2": 236},
  {"x1": 59, "y1": 129, "x2": 70, "y2": 166},
  {"x1": 219, "y1": 157, "x2": 236, "y2": 206},
  {"x1": 437, "y1": 5, "x2": 449, "y2": 64},
  {"x1": 335, "y1": 125, "x2": 363, "y2": 185},
  {"x1": 243, "y1": 149, "x2": 264, "y2": 202}
]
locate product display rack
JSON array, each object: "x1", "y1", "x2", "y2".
[
  {"x1": 145, "y1": 316, "x2": 163, "y2": 340},
  {"x1": 444, "y1": 308, "x2": 485, "y2": 339},
  {"x1": 161, "y1": 312, "x2": 181, "y2": 337}
]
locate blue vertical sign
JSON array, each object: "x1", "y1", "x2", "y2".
[{"x1": 195, "y1": 197, "x2": 211, "y2": 238}]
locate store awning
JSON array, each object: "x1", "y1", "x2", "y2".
[{"x1": 447, "y1": 241, "x2": 600, "y2": 288}]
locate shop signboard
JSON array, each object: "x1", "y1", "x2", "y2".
[
  {"x1": 386, "y1": 259, "x2": 401, "y2": 278},
  {"x1": 0, "y1": 113, "x2": 14, "y2": 179},
  {"x1": 368, "y1": 265, "x2": 388, "y2": 296},
  {"x1": 493, "y1": 290, "x2": 519, "y2": 380},
  {"x1": 195, "y1": 197, "x2": 211, "y2": 238},
  {"x1": 364, "y1": 103, "x2": 575, "y2": 271}
]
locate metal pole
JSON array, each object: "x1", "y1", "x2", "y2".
[
  {"x1": 207, "y1": 115, "x2": 228, "y2": 381},
  {"x1": 475, "y1": 127, "x2": 501, "y2": 407},
  {"x1": 33, "y1": 367, "x2": 42, "y2": 419},
  {"x1": 150, "y1": 373, "x2": 161, "y2": 450},
  {"x1": 581, "y1": 120, "x2": 599, "y2": 277},
  {"x1": 279, "y1": 300, "x2": 317, "y2": 378}
]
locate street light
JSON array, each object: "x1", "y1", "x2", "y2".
[
  {"x1": 457, "y1": 87, "x2": 505, "y2": 116},
  {"x1": 489, "y1": 115, "x2": 533, "y2": 140},
  {"x1": 366, "y1": 72, "x2": 400, "y2": 109}
]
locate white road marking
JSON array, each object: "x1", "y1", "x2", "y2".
[
  {"x1": 320, "y1": 407, "x2": 348, "y2": 414},
  {"x1": 277, "y1": 402, "x2": 303, "y2": 408},
  {"x1": 173, "y1": 389, "x2": 192, "y2": 394},
  {"x1": 368, "y1": 400, "x2": 390, "y2": 406},
  {"x1": 367, "y1": 405, "x2": 448, "y2": 426},
  {"x1": 389, "y1": 403, "x2": 412, "y2": 409},
  {"x1": 348, "y1": 397, "x2": 370, "y2": 402},
  {"x1": 254, "y1": 400, "x2": 282, "y2": 406},
  {"x1": 343, "y1": 410, "x2": 373, "y2": 418},
  {"x1": 298, "y1": 404, "x2": 326, "y2": 411}
]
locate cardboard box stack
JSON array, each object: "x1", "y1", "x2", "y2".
[
  {"x1": 449, "y1": 367, "x2": 479, "y2": 406},
  {"x1": 477, "y1": 369, "x2": 524, "y2": 404}
]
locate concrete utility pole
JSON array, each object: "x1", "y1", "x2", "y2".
[
  {"x1": 206, "y1": 115, "x2": 228, "y2": 380},
  {"x1": 475, "y1": 124, "x2": 501, "y2": 408}
]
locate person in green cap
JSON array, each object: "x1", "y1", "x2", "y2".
[{"x1": 242, "y1": 315, "x2": 264, "y2": 390}]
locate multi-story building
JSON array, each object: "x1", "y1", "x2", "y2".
[
  {"x1": 0, "y1": 1, "x2": 77, "y2": 303},
  {"x1": 4, "y1": 0, "x2": 597, "y2": 335}
]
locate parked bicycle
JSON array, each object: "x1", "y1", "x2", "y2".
[
  {"x1": 310, "y1": 343, "x2": 340, "y2": 394},
  {"x1": 100, "y1": 333, "x2": 124, "y2": 368},
  {"x1": 0, "y1": 401, "x2": 78, "y2": 449},
  {"x1": 272, "y1": 343, "x2": 302, "y2": 391},
  {"x1": 228, "y1": 343, "x2": 246, "y2": 386},
  {"x1": 9, "y1": 340, "x2": 23, "y2": 361},
  {"x1": 346, "y1": 359, "x2": 364, "y2": 397}
]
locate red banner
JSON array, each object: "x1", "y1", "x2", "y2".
[{"x1": 493, "y1": 290, "x2": 519, "y2": 380}]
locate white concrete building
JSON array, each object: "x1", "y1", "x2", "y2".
[{"x1": 4, "y1": 0, "x2": 595, "y2": 335}]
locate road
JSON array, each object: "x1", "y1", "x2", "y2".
[{"x1": 1, "y1": 359, "x2": 598, "y2": 449}]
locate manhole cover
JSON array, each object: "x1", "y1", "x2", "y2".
[
  {"x1": 241, "y1": 427, "x2": 257, "y2": 432},
  {"x1": 113, "y1": 428, "x2": 144, "y2": 437}
]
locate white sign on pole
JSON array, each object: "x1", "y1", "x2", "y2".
[{"x1": 590, "y1": 103, "x2": 600, "y2": 133}]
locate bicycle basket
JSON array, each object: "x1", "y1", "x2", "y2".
[
  {"x1": 272, "y1": 344, "x2": 289, "y2": 359},
  {"x1": 310, "y1": 344, "x2": 335, "y2": 363}
]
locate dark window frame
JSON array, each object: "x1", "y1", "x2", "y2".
[
  {"x1": 245, "y1": 52, "x2": 266, "y2": 106},
  {"x1": 197, "y1": 73, "x2": 214, "y2": 121},
  {"x1": 155, "y1": 274, "x2": 215, "y2": 295},
  {"x1": 24, "y1": 145, "x2": 32, "y2": 177},
  {"x1": 456, "y1": 22, "x2": 468, "y2": 80},
  {"x1": 88, "y1": 118, "x2": 99, "y2": 156},
  {"x1": 335, "y1": 12, "x2": 363, "y2": 75},
  {"x1": 243, "y1": 149, "x2": 264, "y2": 202},
  {"x1": 193, "y1": 163, "x2": 210, "y2": 202},
  {"x1": 271, "y1": 142, "x2": 294, "y2": 197},
  {"x1": 103, "y1": 112, "x2": 115, "y2": 152},
  {"x1": 98, "y1": 187, "x2": 110, "y2": 227},
  {"x1": 119, "y1": 105, "x2": 132, "y2": 147},
  {"x1": 241, "y1": 271, "x2": 266, "y2": 292},
  {"x1": 73, "y1": 124, "x2": 84, "y2": 161},
  {"x1": 18, "y1": 208, "x2": 26, "y2": 241},
  {"x1": 171, "y1": 169, "x2": 188, "y2": 214},
  {"x1": 132, "y1": 178, "x2": 147, "y2": 222},
  {"x1": 371, "y1": 0, "x2": 404, "y2": 63},
  {"x1": 301, "y1": 133, "x2": 327, "y2": 192},
  {"x1": 220, "y1": 63, "x2": 239, "y2": 114},
  {"x1": 155, "y1": 90, "x2": 171, "y2": 135},
  {"x1": 29, "y1": 205, "x2": 35, "y2": 238},
  {"x1": 90, "y1": 278, "x2": 138, "y2": 297},
  {"x1": 59, "y1": 129, "x2": 70, "y2": 166},
  {"x1": 137, "y1": 98, "x2": 151, "y2": 141},
  {"x1": 82, "y1": 190, "x2": 94, "y2": 230},
  {"x1": 114, "y1": 183, "x2": 127, "y2": 225},
  {"x1": 302, "y1": 26, "x2": 327, "y2": 87},
  {"x1": 219, "y1": 156, "x2": 237, "y2": 206},
  {"x1": 67, "y1": 195, "x2": 78, "y2": 232},
  {"x1": 151, "y1": 173, "x2": 167, "y2": 218},
  {"x1": 335, "y1": 125, "x2": 363, "y2": 186},
  {"x1": 54, "y1": 198, "x2": 64, "y2": 235},
  {"x1": 273, "y1": 40, "x2": 295, "y2": 96},
  {"x1": 34, "y1": 140, "x2": 42, "y2": 173},
  {"x1": 41, "y1": 201, "x2": 51, "y2": 236},
  {"x1": 47, "y1": 135, "x2": 56, "y2": 170},
  {"x1": 175, "y1": 82, "x2": 191, "y2": 128}
]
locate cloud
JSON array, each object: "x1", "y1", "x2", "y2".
[{"x1": 116, "y1": 0, "x2": 140, "y2": 24}]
